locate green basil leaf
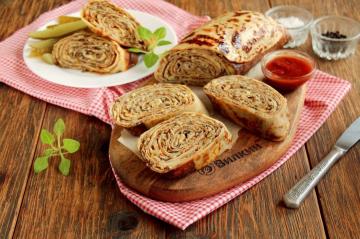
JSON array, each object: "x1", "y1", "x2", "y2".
[
  {"x1": 63, "y1": 138, "x2": 80, "y2": 153},
  {"x1": 153, "y1": 27, "x2": 166, "y2": 40},
  {"x1": 137, "y1": 26, "x2": 153, "y2": 40},
  {"x1": 54, "y1": 118, "x2": 65, "y2": 137},
  {"x1": 40, "y1": 129, "x2": 55, "y2": 145},
  {"x1": 157, "y1": 40, "x2": 172, "y2": 46},
  {"x1": 34, "y1": 156, "x2": 49, "y2": 173},
  {"x1": 59, "y1": 155, "x2": 71, "y2": 176},
  {"x1": 144, "y1": 52, "x2": 159, "y2": 68},
  {"x1": 128, "y1": 48, "x2": 148, "y2": 54}
]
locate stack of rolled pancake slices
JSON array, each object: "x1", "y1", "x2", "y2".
[
  {"x1": 111, "y1": 10, "x2": 291, "y2": 178},
  {"x1": 51, "y1": 0, "x2": 146, "y2": 73}
]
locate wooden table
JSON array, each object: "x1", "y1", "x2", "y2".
[{"x1": 0, "y1": 0, "x2": 359, "y2": 238}]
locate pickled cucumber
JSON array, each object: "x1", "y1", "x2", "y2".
[
  {"x1": 30, "y1": 38, "x2": 58, "y2": 50},
  {"x1": 41, "y1": 53, "x2": 55, "y2": 65},
  {"x1": 29, "y1": 20, "x2": 87, "y2": 39},
  {"x1": 58, "y1": 16, "x2": 81, "y2": 24},
  {"x1": 46, "y1": 24, "x2": 58, "y2": 29},
  {"x1": 29, "y1": 49, "x2": 43, "y2": 57},
  {"x1": 46, "y1": 16, "x2": 81, "y2": 29},
  {"x1": 29, "y1": 39, "x2": 58, "y2": 57}
]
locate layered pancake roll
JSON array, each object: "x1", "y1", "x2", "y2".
[
  {"x1": 204, "y1": 75, "x2": 290, "y2": 141},
  {"x1": 155, "y1": 11, "x2": 288, "y2": 86},
  {"x1": 52, "y1": 31, "x2": 136, "y2": 73},
  {"x1": 138, "y1": 112, "x2": 232, "y2": 178},
  {"x1": 111, "y1": 84, "x2": 207, "y2": 136},
  {"x1": 81, "y1": 0, "x2": 147, "y2": 50}
]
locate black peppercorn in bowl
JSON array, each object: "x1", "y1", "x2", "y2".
[{"x1": 310, "y1": 16, "x2": 360, "y2": 60}]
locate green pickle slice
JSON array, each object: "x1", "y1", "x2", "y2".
[
  {"x1": 29, "y1": 20, "x2": 87, "y2": 39},
  {"x1": 41, "y1": 53, "x2": 55, "y2": 65}
]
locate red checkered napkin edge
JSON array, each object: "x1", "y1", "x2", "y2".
[
  {"x1": 110, "y1": 71, "x2": 350, "y2": 230},
  {"x1": 0, "y1": 0, "x2": 351, "y2": 231}
]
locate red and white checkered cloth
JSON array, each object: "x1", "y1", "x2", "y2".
[{"x1": 0, "y1": 0, "x2": 351, "y2": 230}]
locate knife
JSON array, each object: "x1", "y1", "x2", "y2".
[{"x1": 283, "y1": 117, "x2": 360, "y2": 208}]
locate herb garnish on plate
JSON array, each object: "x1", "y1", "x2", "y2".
[{"x1": 129, "y1": 26, "x2": 172, "y2": 68}]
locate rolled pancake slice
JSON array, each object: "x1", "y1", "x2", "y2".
[
  {"x1": 81, "y1": 0, "x2": 147, "y2": 50},
  {"x1": 204, "y1": 75, "x2": 290, "y2": 141},
  {"x1": 138, "y1": 112, "x2": 232, "y2": 178},
  {"x1": 111, "y1": 83, "x2": 208, "y2": 136},
  {"x1": 52, "y1": 31, "x2": 136, "y2": 73},
  {"x1": 155, "y1": 10, "x2": 288, "y2": 86}
]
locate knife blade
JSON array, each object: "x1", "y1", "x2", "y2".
[
  {"x1": 335, "y1": 117, "x2": 360, "y2": 150},
  {"x1": 283, "y1": 117, "x2": 360, "y2": 208}
]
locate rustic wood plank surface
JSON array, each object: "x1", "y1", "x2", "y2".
[
  {"x1": 0, "y1": 86, "x2": 46, "y2": 239},
  {"x1": 0, "y1": 0, "x2": 358, "y2": 238}
]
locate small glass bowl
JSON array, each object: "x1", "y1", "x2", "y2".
[
  {"x1": 310, "y1": 16, "x2": 360, "y2": 60},
  {"x1": 265, "y1": 5, "x2": 313, "y2": 48},
  {"x1": 261, "y1": 49, "x2": 316, "y2": 91}
]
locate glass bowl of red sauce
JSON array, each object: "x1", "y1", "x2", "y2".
[{"x1": 261, "y1": 50, "x2": 316, "y2": 91}]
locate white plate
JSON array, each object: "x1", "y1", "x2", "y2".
[{"x1": 23, "y1": 10, "x2": 178, "y2": 88}]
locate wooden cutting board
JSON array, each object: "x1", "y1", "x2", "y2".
[{"x1": 109, "y1": 82, "x2": 306, "y2": 202}]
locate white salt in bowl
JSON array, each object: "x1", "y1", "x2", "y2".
[{"x1": 265, "y1": 5, "x2": 313, "y2": 48}]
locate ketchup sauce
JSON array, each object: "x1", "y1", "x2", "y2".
[
  {"x1": 262, "y1": 52, "x2": 315, "y2": 91},
  {"x1": 266, "y1": 56, "x2": 313, "y2": 78}
]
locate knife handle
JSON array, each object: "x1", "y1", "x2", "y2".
[{"x1": 283, "y1": 146, "x2": 346, "y2": 208}]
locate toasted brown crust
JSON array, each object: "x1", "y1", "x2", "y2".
[
  {"x1": 204, "y1": 75, "x2": 290, "y2": 141},
  {"x1": 155, "y1": 10, "x2": 289, "y2": 86},
  {"x1": 230, "y1": 33, "x2": 289, "y2": 75}
]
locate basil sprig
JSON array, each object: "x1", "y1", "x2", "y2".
[
  {"x1": 34, "y1": 118, "x2": 80, "y2": 176},
  {"x1": 129, "y1": 26, "x2": 172, "y2": 68}
]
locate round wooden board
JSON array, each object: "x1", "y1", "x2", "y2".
[{"x1": 109, "y1": 84, "x2": 306, "y2": 202}]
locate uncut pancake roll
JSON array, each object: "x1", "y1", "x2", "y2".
[
  {"x1": 155, "y1": 11, "x2": 288, "y2": 86},
  {"x1": 138, "y1": 112, "x2": 232, "y2": 178},
  {"x1": 110, "y1": 83, "x2": 208, "y2": 136},
  {"x1": 204, "y1": 75, "x2": 290, "y2": 141},
  {"x1": 52, "y1": 31, "x2": 137, "y2": 73},
  {"x1": 81, "y1": 0, "x2": 147, "y2": 50}
]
